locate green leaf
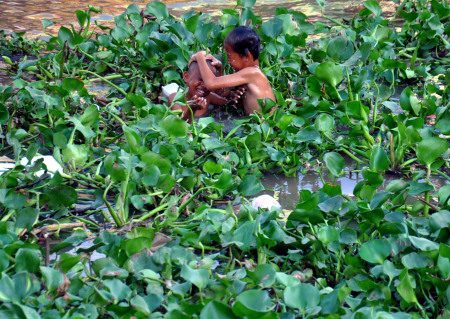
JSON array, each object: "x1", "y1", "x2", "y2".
[
  {"x1": 58, "y1": 26, "x2": 74, "y2": 48},
  {"x1": 203, "y1": 161, "x2": 223, "y2": 175},
  {"x1": 364, "y1": 0, "x2": 382, "y2": 15},
  {"x1": 401, "y1": 252, "x2": 432, "y2": 269},
  {"x1": 104, "y1": 154, "x2": 126, "y2": 182},
  {"x1": 145, "y1": 1, "x2": 169, "y2": 21},
  {"x1": 314, "y1": 113, "x2": 334, "y2": 132},
  {"x1": 295, "y1": 126, "x2": 321, "y2": 143},
  {"x1": 126, "y1": 93, "x2": 147, "y2": 108},
  {"x1": 232, "y1": 290, "x2": 272, "y2": 317},
  {"x1": 359, "y1": 239, "x2": 392, "y2": 264},
  {"x1": 261, "y1": 18, "x2": 284, "y2": 38},
  {"x1": 238, "y1": 175, "x2": 264, "y2": 196},
  {"x1": 15, "y1": 207, "x2": 38, "y2": 231},
  {"x1": 284, "y1": 283, "x2": 320, "y2": 313},
  {"x1": 250, "y1": 264, "x2": 276, "y2": 288},
  {"x1": 15, "y1": 249, "x2": 40, "y2": 273},
  {"x1": 103, "y1": 278, "x2": 132, "y2": 301},
  {"x1": 130, "y1": 295, "x2": 151, "y2": 315},
  {"x1": 62, "y1": 144, "x2": 88, "y2": 166},
  {"x1": 75, "y1": 10, "x2": 87, "y2": 27},
  {"x1": 317, "y1": 225, "x2": 339, "y2": 245},
  {"x1": 181, "y1": 264, "x2": 209, "y2": 290},
  {"x1": 416, "y1": 137, "x2": 448, "y2": 166},
  {"x1": 315, "y1": 61, "x2": 343, "y2": 88},
  {"x1": 369, "y1": 145, "x2": 390, "y2": 172},
  {"x1": 327, "y1": 36, "x2": 354, "y2": 61},
  {"x1": 237, "y1": 0, "x2": 256, "y2": 8},
  {"x1": 396, "y1": 270, "x2": 418, "y2": 304},
  {"x1": 62, "y1": 78, "x2": 84, "y2": 91},
  {"x1": 40, "y1": 266, "x2": 64, "y2": 293},
  {"x1": 201, "y1": 301, "x2": 237, "y2": 319},
  {"x1": 409, "y1": 236, "x2": 439, "y2": 251},
  {"x1": 161, "y1": 115, "x2": 188, "y2": 138},
  {"x1": 48, "y1": 185, "x2": 78, "y2": 208},
  {"x1": 438, "y1": 185, "x2": 450, "y2": 205},
  {"x1": 79, "y1": 104, "x2": 99, "y2": 126},
  {"x1": 125, "y1": 237, "x2": 152, "y2": 256},
  {"x1": 122, "y1": 125, "x2": 141, "y2": 154},
  {"x1": 323, "y1": 152, "x2": 345, "y2": 178},
  {"x1": 142, "y1": 165, "x2": 161, "y2": 187}
]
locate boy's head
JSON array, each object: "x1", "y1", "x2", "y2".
[
  {"x1": 183, "y1": 60, "x2": 221, "y2": 97},
  {"x1": 224, "y1": 26, "x2": 261, "y2": 60}
]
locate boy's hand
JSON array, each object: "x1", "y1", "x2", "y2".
[
  {"x1": 190, "y1": 94, "x2": 208, "y2": 110},
  {"x1": 188, "y1": 51, "x2": 206, "y2": 67},
  {"x1": 229, "y1": 86, "x2": 246, "y2": 104}
]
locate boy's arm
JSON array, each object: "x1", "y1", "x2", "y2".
[
  {"x1": 208, "y1": 92, "x2": 228, "y2": 106},
  {"x1": 193, "y1": 51, "x2": 253, "y2": 91}
]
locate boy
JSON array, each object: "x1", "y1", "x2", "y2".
[
  {"x1": 190, "y1": 26, "x2": 276, "y2": 115},
  {"x1": 168, "y1": 57, "x2": 229, "y2": 122}
]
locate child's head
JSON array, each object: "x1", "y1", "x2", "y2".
[
  {"x1": 183, "y1": 60, "x2": 221, "y2": 97},
  {"x1": 224, "y1": 26, "x2": 261, "y2": 60}
]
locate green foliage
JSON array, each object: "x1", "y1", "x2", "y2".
[{"x1": 0, "y1": 0, "x2": 448, "y2": 317}]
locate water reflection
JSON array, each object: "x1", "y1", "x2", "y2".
[{"x1": 262, "y1": 168, "x2": 448, "y2": 210}]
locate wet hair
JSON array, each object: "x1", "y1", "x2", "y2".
[
  {"x1": 187, "y1": 60, "x2": 219, "y2": 75},
  {"x1": 224, "y1": 26, "x2": 261, "y2": 60}
]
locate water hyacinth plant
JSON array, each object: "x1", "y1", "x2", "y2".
[{"x1": 0, "y1": 0, "x2": 449, "y2": 317}]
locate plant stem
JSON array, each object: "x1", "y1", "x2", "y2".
[
  {"x1": 423, "y1": 164, "x2": 431, "y2": 218},
  {"x1": 135, "y1": 203, "x2": 169, "y2": 222},
  {"x1": 103, "y1": 181, "x2": 120, "y2": 226},
  {"x1": 78, "y1": 69, "x2": 127, "y2": 95}
]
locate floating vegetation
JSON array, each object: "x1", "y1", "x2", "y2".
[{"x1": 0, "y1": 0, "x2": 449, "y2": 317}]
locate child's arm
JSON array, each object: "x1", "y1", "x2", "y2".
[
  {"x1": 192, "y1": 51, "x2": 253, "y2": 91},
  {"x1": 208, "y1": 92, "x2": 228, "y2": 106}
]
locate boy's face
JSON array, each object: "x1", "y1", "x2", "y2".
[
  {"x1": 225, "y1": 44, "x2": 247, "y2": 71},
  {"x1": 184, "y1": 62, "x2": 220, "y2": 97}
]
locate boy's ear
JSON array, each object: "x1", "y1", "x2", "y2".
[{"x1": 183, "y1": 71, "x2": 189, "y2": 82}]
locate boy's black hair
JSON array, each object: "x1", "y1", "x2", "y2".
[{"x1": 224, "y1": 26, "x2": 261, "y2": 60}]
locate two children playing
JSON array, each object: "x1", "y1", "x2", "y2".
[{"x1": 169, "y1": 26, "x2": 275, "y2": 121}]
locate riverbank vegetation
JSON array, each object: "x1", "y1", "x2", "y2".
[{"x1": 0, "y1": 0, "x2": 449, "y2": 317}]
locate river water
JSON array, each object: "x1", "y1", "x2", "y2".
[{"x1": 0, "y1": 0, "x2": 368, "y2": 36}]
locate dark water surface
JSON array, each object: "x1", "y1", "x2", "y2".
[{"x1": 0, "y1": 0, "x2": 362, "y2": 36}]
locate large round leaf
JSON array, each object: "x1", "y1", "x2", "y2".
[
  {"x1": 62, "y1": 144, "x2": 88, "y2": 166},
  {"x1": 161, "y1": 115, "x2": 188, "y2": 138},
  {"x1": 200, "y1": 301, "x2": 236, "y2": 319},
  {"x1": 232, "y1": 290, "x2": 272, "y2": 317},
  {"x1": 250, "y1": 264, "x2": 276, "y2": 288},
  {"x1": 314, "y1": 113, "x2": 335, "y2": 132},
  {"x1": 327, "y1": 36, "x2": 354, "y2": 61},
  {"x1": 359, "y1": 239, "x2": 392, "y2": 264},
  {"x1": 40, "y1": 266, "x2": 65, "y2": 293},
  {"x1": 416, "y1": 137, "x2": 448, "y2": 166},
  {"x1": 283, "y1": 283, "x2": 320, "y2": 313},
  {"x1": 369, "y1": 145, "x2": 390, "y2": 172},
  {"x1": 238, "y1": 175, "x2": 264, "y2": 196},
  {"x1": 181, "y1": 264, "x2": 209, "y2": 290},
  {"x1": 323, "y1": 152, "x2": 345, "y2": 178},
  {"x1": 314, "y1": 61, "x2": 343, "y2": 88},
  {"x1": 317, "y1": 225, "x2": 339, "y2": 245},
  {"x1": 401, "y1": 252, "x2": 432, "y2": 269},
  {"x1": 15, "y1": 249, "x2": 40, "y2": 273}
]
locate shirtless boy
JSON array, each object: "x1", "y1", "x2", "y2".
[{"x1": 190, "y1": 26, "x2": 276, "y2": 115}]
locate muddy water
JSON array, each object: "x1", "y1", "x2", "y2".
[
  {"x1": 0, "y1": 0, "x2": 363, "y2": 36},
  {"x1": 262, "y1": 168, "x2": 448, "y2": 210}
]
